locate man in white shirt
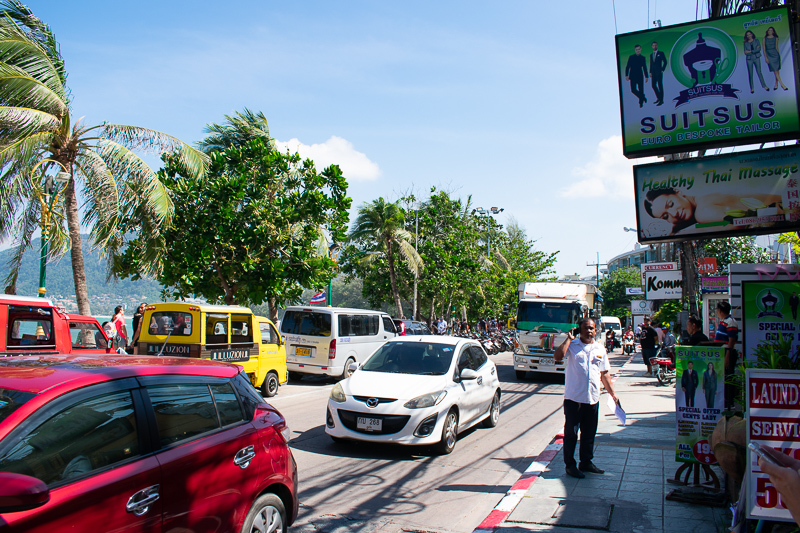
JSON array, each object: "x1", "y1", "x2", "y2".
[
  {"x1": 437, "y1": 317, "x2": 447, "y2": 335},
  {"x1": 554, "y1": 318, "x2": 619, "y2": 479}
]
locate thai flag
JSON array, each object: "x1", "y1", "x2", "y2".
[{"x1": 310, "y1": 291, "x2": 326, "y2": 304}]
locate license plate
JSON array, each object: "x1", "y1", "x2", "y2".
[
  {"x1": 356, "y1": 417, "x2": 382, "y2": 432},
  {"x1": 539, "y1": 357, "x2": 554, "y2": 366},
  {"x1": 296, "y1": 347, "x2": 311, "y2": 357}
]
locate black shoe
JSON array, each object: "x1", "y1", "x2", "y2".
[
  {"x1": 639, "y1": 101, "x2": 643, "y2": 108},
  {"x1": 656, "y1": 100, "x2": 663, "y2": 106},
  {"x1": 579, "y1": 462, "x2": 605, "y2": 474},
  {"x1": 566, "y1": 465, "x2": 585, "y2": 478}
]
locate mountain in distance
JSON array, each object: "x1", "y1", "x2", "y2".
[{"x1": 0, "y1": 234, "x2": 163, "y2": 313}]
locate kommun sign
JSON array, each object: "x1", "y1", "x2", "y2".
[{"x1": 646, "y1": 270, "x2": 683, "y2": 299}]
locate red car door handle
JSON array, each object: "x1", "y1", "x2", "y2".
[
  {"x1": 234, "y1": 445, "x2": 256, "y2": 469},
  {"x1": 126, "y1": 485, "x2": 160, "y2": 516}
]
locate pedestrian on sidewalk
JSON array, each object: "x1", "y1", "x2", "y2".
[
  {"x1": 112, "y1": 306, "x2": 129, "y2": 354},
  {"x1": 713, "y1": 301, "x2": 739, "y2": 410},
  {"x1": 554, "y1": 317, "x2": 619, "y2": 479},
  {"x1": 640, "y1": 316, "x2": 659, "y2": 375},
  {"x1": 685, "y1": 316, "x2": 709, "y2": 345}
]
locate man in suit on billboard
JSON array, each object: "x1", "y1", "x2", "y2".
[
  {"x1": 649, "y1": 41, "x2": 667, "y2": 106},
  {"x1": 625, "y1": 44, "x2": 649, "y2": 107},
  {"x1": 681, "y1": 361, "x2": 699, "y2": 407}
]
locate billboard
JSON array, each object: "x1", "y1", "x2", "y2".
[
  {"x1": 634, "y1": 145, "x2": 800, "y2": 243},
  {"x1": 615, "y1": 7, "x2": 799, "y2": 158},
  {"x1": 675, "y1": 346, "x2": 724, "y2": 464},
  {"x1": 645, "y1": 270, "x2": 683, "y2": 299},
  {"x1": 741, "y1": 280, "x2": 800, "y2": 361},
  {"x1": 746, "y1": 368, "x2": 800, "y2": 521}
]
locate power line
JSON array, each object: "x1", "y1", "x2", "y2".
[{"x1": 611, "y1": 0, "x2": 618, "y2": 33}]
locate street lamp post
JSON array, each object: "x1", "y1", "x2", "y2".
[
  {"x1": 32, "y1": 161, "x2": 70, "y2": 298},
  {"x1": 474, "y1": 206, "x2": 504, "y2": 256}
]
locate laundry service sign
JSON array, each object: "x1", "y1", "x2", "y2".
[{"x1": 615, "y1": 7, "x2": 799, "y2": 158}]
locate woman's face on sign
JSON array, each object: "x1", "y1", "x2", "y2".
[{"x1": 650, "y1": 193, "x2": 693, "y2": 224}]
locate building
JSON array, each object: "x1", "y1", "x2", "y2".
[{"x1": 606, "y1": 243, "x2": 676, "y2": 274}]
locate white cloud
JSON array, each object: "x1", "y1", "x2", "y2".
[
  {"x1": 275, "y1": 136, "x2": 381, "y2": 182},
  {"x1": 560, "y1": 135, "x2": 657, "y2": 199}
]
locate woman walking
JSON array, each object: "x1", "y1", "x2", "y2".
[
  {"x1": 130, "y1": 303, "x2": 146, "y2": 354},
  {"x1": 764, "y1": 27, "x2": 789, "y2": 91}
]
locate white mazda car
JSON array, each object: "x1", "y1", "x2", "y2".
[{"x1": 325, "y1": 336, "x2": 501, "y2": 454}]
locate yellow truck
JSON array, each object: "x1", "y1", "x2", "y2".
[{"x1": 136, "y1": 302, "x2": 287, "y2": 396}]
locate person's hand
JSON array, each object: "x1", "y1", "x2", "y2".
[
  {"x1": 567, "y1": 329, "x2": 576, "y2": 341},
  {"x1": 759, "y1": 447, "x2": 800, "y2": 525},
  {"x1": 625, "y1": 76, "x2": 629, "y2": 81}
]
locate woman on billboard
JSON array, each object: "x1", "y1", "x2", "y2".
[
  {"x1": 744, "y1": 30, "x2": 769, "y2": 94},
  {"x1": 764, "y1": 27, "x2": 789, "y2": 91},
  {"x1": 643, "y1": 188, "x2": 782, "y2": 235}
]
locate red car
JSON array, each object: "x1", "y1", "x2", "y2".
[{"x1": 0, "y1": 355, "x2": 297, "y2": 532}]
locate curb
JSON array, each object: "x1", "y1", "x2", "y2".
[
  {"x1": 472, "y1": 435, "x2": 565, "y2": 532},
  {"x1": 472, "y1": 350, "x2": 638, "y2": 532}
]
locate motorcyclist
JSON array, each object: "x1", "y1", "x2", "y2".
[
  {"x1": 660, "y1": 325, "x2": 677, "y2": 362},
  {"x1": 622, "y1": 327, "x2": 634, "y2": 354},
  {"x1": 605, "y1": 328, "x2": 616, "y2": 352}
]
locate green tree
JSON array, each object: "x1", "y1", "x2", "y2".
[
  {"x1": 599, "y1": 266, "x2": 642, "y2": 320},
  {"x1": 0, "y1": 1, "x2": 207, "y2": 315},
  {"x1": 348, "y1": 198, "x2": 423, "y2": 318},
  {"x1": 118, "y1": 138, "x2": 350, "y2": 321},
  {"x1": 703, "y1": 236, "x2": 773, "y2": 274}
]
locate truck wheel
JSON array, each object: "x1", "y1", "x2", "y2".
[
  {"x1": 515, "y1": 370, "x2": 527, "y2": 380},
  {"x1": 261, "y1": 372, "x2": 279, "y2": 397}
]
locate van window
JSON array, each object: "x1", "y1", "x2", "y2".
[
  {"x1": 69, "y1": 322, "x2": 105, "y2": 349},
  {"x1": 7, "y1": 306, "x2": 55, "y2": 348},
  {"x1": 259, "y1": 322, "x2": 279, "y2": 344},
  {"x1": 382, "y1": 316, "x2": 395, "y2": 334},
  {"x1": 206, "y1": 313, "x2": 228, "y2": 345},
  {"x1": 281, "y1": 311, "x2": 331, "y2": 337},
  {"x1": 231, "y1": 314, "x2": 253, "y2": 344},
  {"x1": 338, "y1": 315, "x2": 378, "y2": 337},
  {"x1": 147, "y1": 312, "x2": 193, "y2": 336}
]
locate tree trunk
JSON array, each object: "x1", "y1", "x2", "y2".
[
  {"x1": 387, "y1": 238, "x2": 404, "y2": 318},
  {"x1": 428, "y1": 298, "x2": 435, "y2": 328},
  {"x1": 680, "y1": 241, "x2": 700, "y2": 317},
  {"x1": 64, "y1": 180, "x2": 91, "y2": 316},
  {"x1": 268, "y1": 296, "x2": 278, "y2": 323}
]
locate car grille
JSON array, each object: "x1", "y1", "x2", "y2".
[
  {"x1": 337, "y1": 410, "x2": 410, "y2": 435},
  {"x1": 352, "y1": 396, "x2": 397, "y2": 405}
]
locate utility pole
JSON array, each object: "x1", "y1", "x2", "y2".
[{"x1": 587, "y1": 252, "x2": 605, "y2": 284}]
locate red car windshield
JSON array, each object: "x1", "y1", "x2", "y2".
[{"x1": 0, "y1": 388, "x2": 36, "y2": 424}]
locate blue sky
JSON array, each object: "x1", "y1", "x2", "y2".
[{"x1": 28, "y1": 0, "x2": 708, "y2": 277}]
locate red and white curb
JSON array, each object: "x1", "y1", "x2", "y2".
[
  {"x1": 472, "y1": 435, "x2": 564, "y2": 532},
  {"x1": 472, "y1": 351, "x2": 637, "y2": 532}
]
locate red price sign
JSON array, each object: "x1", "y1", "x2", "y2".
[{"x1": 692, "y1": 439, "x2": 717, "y2": 464}]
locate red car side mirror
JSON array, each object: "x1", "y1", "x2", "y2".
[{"x1": 0, "y1": 472, "x2": 50, "y2": 513}]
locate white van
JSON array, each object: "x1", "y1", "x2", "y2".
[
  {"x1": 281, "y1": 306, "x2": 398, "y2": 379},
  {"x1": 601, "y1": 316, "x2": 622, "y2": 336}
]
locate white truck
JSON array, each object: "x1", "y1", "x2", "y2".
[{"x1": 512, "y1": 282, "x2": 601, "y2": 379}]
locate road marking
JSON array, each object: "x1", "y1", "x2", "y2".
[{"x1": 266, "y1": 387, "x2": 332, "y2": 402}]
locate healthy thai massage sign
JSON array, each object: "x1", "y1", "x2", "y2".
[
  {"x1": 615, "y1": 7, "x2": 799, "y2": 158},
  {"x1": 742, "y1": 280, "x2": 800, "y2": 361},
  {"x1": 675, "y1": 346, "x2": 724, "y2": 464},
  {"x1": 746, "y1": 369, "x2": 800, "y2": 521},
  {"x1": 633, "y1": 145, "x2": 800, "y2": 243}
]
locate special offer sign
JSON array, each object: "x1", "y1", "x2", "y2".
[{"x1": 746, "y1": 368, "x2": 800, "y2": 521}]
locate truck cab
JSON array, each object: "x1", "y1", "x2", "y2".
[
  {"x1": 513, "y1": 282, "x2": 600, "y2": 379},
  {"x1": 0, "y1": 295, "x2": 112, "y2": 357}
]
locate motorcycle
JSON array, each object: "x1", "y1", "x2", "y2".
[
  {"x1": 605, "y1": 333, "x2": 615, "y2": 353},
  {"x1": 649, "y1": 348, "x2": 676, "y2": 386},
  {"x1": 622, "y1": 335, "x2": 634, "y2": 355}
]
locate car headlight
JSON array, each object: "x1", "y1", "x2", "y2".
[
  {"x1": 404, "y1": 390, "x2": 447, "y2": 409},
  {"x1": 330, "y1": 382, "x2": 346, "y2": 403}
]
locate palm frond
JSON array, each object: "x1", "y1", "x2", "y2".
[
  {"x1": 100, "y1": 124, "x2": 209, "y2": 179},
  {"x1": 75, "y1": 149, "x2": 119, "y2": 243},
  {"x1": 94, "y1": 138, "x2": 171, "y2": 223},
  {"x1": 2, "y1": 194, "x2": 39, "y2": 292},
  {"x1": 0, "y1": 105, "x2": 59, "y2": 135},
  {"x1": 199, "y1": 108, "x2": 274, "y2": 152},
  {"x1": 0, "y1": 63, "x2": 65, "y2": 115},
  {"x1": 395, "y1": 238, "x2": 423, "y2": 276},
  {"x1": 0, "y1": 29, "x2": 65, "y2": 100}
]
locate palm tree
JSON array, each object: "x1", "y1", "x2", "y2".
[
  {"x1": 348, "y1": 198, "x2": 423, "y2": 318},
  {"x1": 0, "y1": 1, "x2": 207, "y2": 314}
]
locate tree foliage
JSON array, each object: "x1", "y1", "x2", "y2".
[
  {"x1": 703, "y1": 236, "x2": 773, "y2": 274},
  {"x1": 599, "y1": 266, "x2": 642, "y2": 320},
  {"x1": 0, "y1": 0, "x2": 207, "y2": 315},
  {"x1": 117, "y1": 138, "x2": 350, "y2": 320}
]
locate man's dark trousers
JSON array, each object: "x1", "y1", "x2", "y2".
[{"x1": 563, "y1": 399, "x2": 599, "y2": 468}]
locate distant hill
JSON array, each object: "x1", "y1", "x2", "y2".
[{"x1": 0, "y1": 234, "x2": 163, "y2": 312}]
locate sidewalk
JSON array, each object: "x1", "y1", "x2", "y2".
[{"x1": 488, "y1": 354, "x2": 732, "y2": 533}]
